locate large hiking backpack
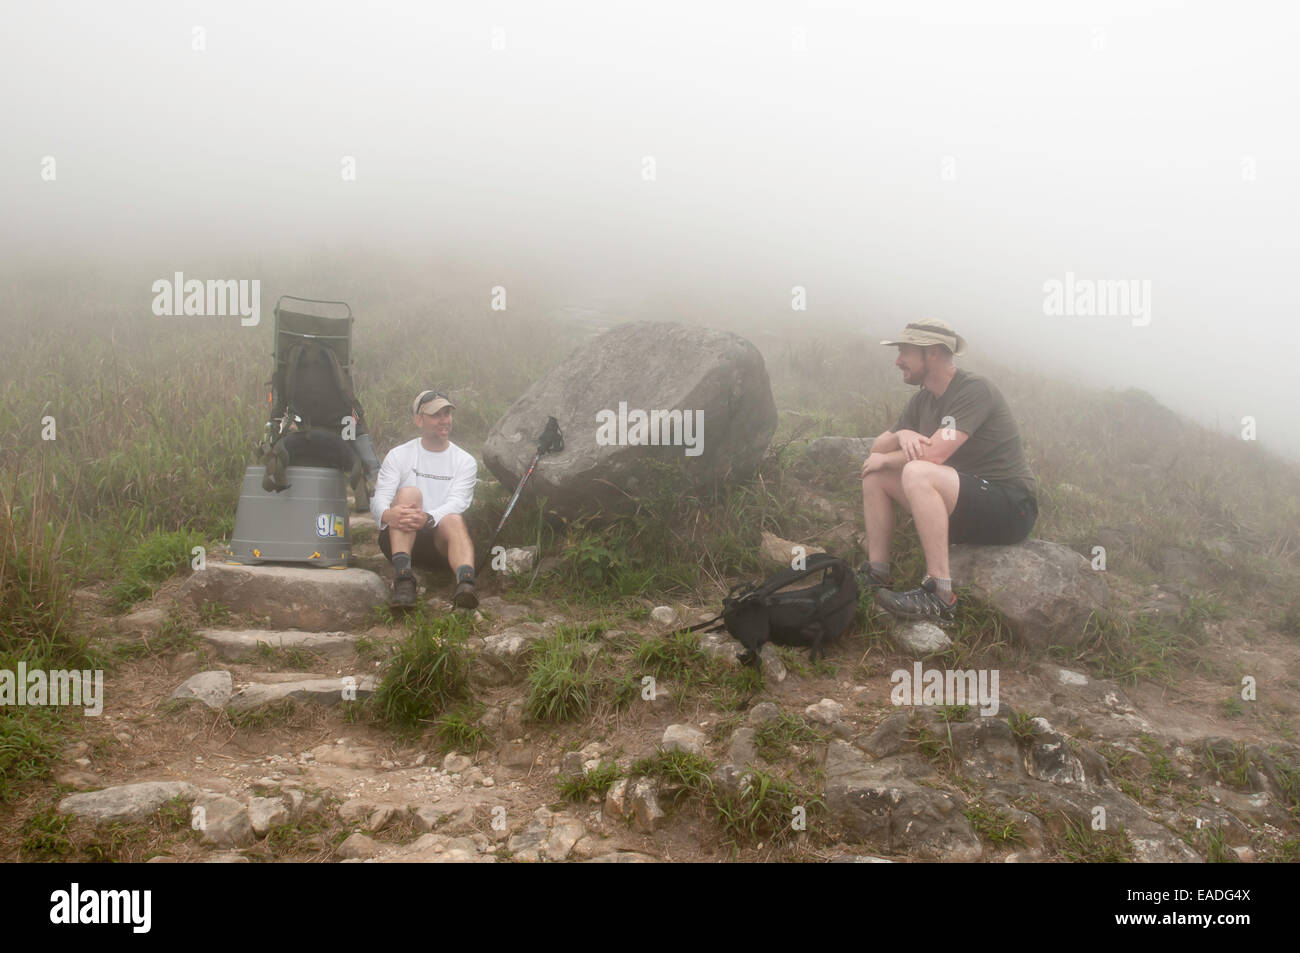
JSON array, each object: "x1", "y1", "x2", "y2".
[
  {"x1": 258, "y1": 297, "x2": 379, "y2": 510},
  {"x1": 692, "y1": 554, "x2": 859, "y2": 668}
]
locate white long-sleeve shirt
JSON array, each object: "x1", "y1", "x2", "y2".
[{"x1": 370, "y1": 438, "x2": 477, "y2": 530}]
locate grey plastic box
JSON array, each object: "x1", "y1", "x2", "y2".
[{"x1": 228, "y1": 465, "x2": 351, "y2": 568}]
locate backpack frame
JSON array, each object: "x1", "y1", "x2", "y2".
[{"x1": 258, "y1": 296, "x2": 379, "y2": 509}]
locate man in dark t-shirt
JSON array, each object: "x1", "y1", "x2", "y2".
[{"x1": 860, "y1": 320, "x2": 1037, "y2": 623}]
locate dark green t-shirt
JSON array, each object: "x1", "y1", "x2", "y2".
[{"x1": 892, "y1": 368, "x2": 1037, "y2": 497}]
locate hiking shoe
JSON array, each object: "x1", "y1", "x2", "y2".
[
  {"x1": 452, "y1": 579, "x2": 478, "y2": 611},
  {"x1": 390, "y1": 570, "x2": 417, "y2": 608},
  {"x1": 875, "y1": 576, "x2": 957, "y2": 625}
]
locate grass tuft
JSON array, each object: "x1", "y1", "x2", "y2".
[
  {"x1": 524, "y1": 626, "x2": 598, "y2": 722},
  {"x1": 372, "y1": 612, "x2": 473, "y2": 731},
  {"x1": 557, "y1": 762, "x2": 622, "y2": 802}
]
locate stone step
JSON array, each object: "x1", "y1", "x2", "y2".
[
  {"x1": 227, "y1": 674, "x2": 376, "y2": 711},
  {"x1": 177, "y1": 562, "x2": 387, "y2": 631},
  {"x1": 59, "y1": 781, "x2": 200, "y2": 823},
  {"x1": 199, "y1": 628, "x2": 357, "y2": 660}
]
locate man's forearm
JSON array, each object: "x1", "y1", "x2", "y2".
[
  {"x1": 875, "y1": 446, "x2": 953, "y2": 469},
  {"x1": 874, "y1": 431, "x2": 901, "y2": 453}
]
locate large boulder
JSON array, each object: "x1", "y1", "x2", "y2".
[
  {"x1": 482, "y1": 322, "x2": 778, "y2": 519},
  {"x1": 947, "y1": 539, "x2": 1107, "y2": 651}
]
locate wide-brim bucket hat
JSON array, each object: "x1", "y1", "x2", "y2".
[{"x1": 880, "y1": 320, "x2": 967, "y2": 356}]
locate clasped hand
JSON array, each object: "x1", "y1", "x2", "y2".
[{"x1": 389, "y1": 503, "x2": 429, "y2": 532}]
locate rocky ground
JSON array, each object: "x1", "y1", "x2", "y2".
[{"x1": 8, "y1": 490, "x2": 1300, "y2": 865}]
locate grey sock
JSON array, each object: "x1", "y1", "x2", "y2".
[
  {"x1": 869, "y1": 561, "x2": 890, "y2": 580},
  {"x1": 456, "y1": 564, "x2": 475, "y2": 584},
  {"x1": 392, "y1": 552, "x2": 412, "y2": 573},
  {"x1": 932, "y1": 577, "x2": 954, "y2": 601}
]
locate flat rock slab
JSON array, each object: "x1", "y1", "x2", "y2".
[
  {"x1": 378, "y1": 833, "x2": 493, "y2": 863},
  {"x1": 59, "y1": 781, "x2": 200, "y2": 823},
  {"x1": 116, "y1": 606, "x2": 166, "y2": 638},
  {"x1": 199, "y1": 628, "x2": 357, "y2": 660},
  {"x1": 227, "y1": 675, "x2": 376, "y2": 710},
  {"x1": 310, "y1": 740, "x2": 381, "y2": 767},
  {"x1": 170, "y1": 670, "x2": 233, "y2": 709},
  {"x1": 471, "y1": 623, "x2": 549, "y2": 686},
  {"x1": 480, "y1": 623, "x2": 548, "y2": 663},
  {"x1": 824, "y1": 741, "x2": 982, "y2": 861},
  {"x1": 176, "y1": 562, "x2": 387, "y2": 631}
]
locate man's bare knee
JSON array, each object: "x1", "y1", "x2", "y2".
[
  {"x1": 394, "y1": 486, "x2": 423, "y2": 505},
  {"x1": 434, "y1": 513, "x2": 469, "y2": 538},
  {"x1": 865, "y1": 468, "x2": 907, "y2": 504},
  {"x1": 901, "y1": 459, "x2": 940, "y2": 490},
  {"x1": 862, "y1": 469, "x2": 897, "y2": 493}
]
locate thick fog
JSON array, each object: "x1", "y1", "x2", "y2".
[{"x1": 4, "y1": 1, "x2": 1297, "y2": 457}]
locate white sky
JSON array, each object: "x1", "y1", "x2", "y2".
[{"x1": 3, "y1": 1, "x2": 1298, "y2": 455}]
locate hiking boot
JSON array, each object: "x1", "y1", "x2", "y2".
[
  {"x1": 855, "y1": 563, "x2": 892, "y2": 591},
  {"x1": 875, "y1": 576, "x2": 957, "y2": 625},
  {"x1": 452, "y1": 578, "x2": 478, "y2": 611},
  {"x1": 390, "y1": 570, "x2": 417, "y2": 608}
]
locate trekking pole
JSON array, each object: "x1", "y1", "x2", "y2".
[{"x1": 478, "y1": 416, "x2": 564, "y2": 573}]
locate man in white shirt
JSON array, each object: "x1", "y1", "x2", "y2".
[{"x1": 370, "y1": 390, "x2": 479, "y2": 608}]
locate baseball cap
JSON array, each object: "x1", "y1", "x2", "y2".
[{"x1": 412, "y1": 389, "x2": 455, "y2": 415}]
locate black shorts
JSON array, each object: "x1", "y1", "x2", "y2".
[
  {"x1": 378, "y1": 523, "x2": 448, "y2": 570},
  {"x1": 948, "y1": 473, "x2": 1037, "y2": 545}
]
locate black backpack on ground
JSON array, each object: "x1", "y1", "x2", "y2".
[{"x1": 690, "y1": 553, "x2": 859, "y2": 668}]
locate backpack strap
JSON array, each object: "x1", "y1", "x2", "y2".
[
  {"x1": 685, "y1": 615, "x2": 725, "y2": 634},
  {"x1": 316, "y1": 342, "x2": 367, "y2": 430},
  {"x1": 751, "y1": 552, "x2": 843, "y2": 600},
  {"x1": 687, "y1": 581, "x2": 756, "y2": 633},
  {"x1": 280, "y1": 341, "x2": 309, "y2": 420}
]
